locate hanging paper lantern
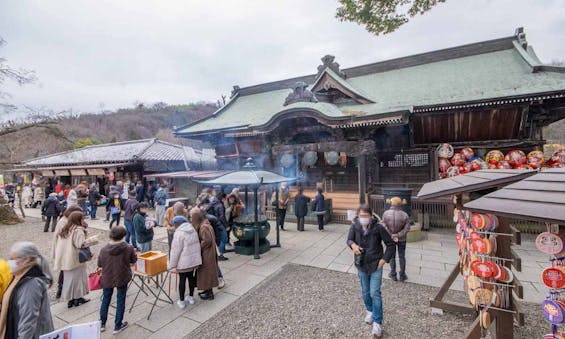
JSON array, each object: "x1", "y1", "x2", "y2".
[
  {"x1": 280, "y1": 154, "x2": 295, "y2": 168},
  {"x1": 325, "y1": 151, "x2": 340, "y2": 166},
  {"x1": 451, "y1": 152, "x2": 466, "y2": 166},
  {"x1": 485, "y1": 150, "x2": 504, "y2": 164},
  {"x1": 303, "y1": 151, "x2": 318, "y2": 166},
  {"x1": 461, "y1": 147, "x2": 475, "y2": 160},
  {"x1": 437, "y1": 143, "x2": 454, "y2": 158}
]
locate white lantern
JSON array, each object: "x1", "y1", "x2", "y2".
[
  {"x1": 325, "y1": 151, "x2": 340, "y2": 165},
  {"x1": 280, "y1": 154, "x2": 295, "y2": 168},
  {"x1": 303, "y1": 151, "x2": 318, "y2": 166}
]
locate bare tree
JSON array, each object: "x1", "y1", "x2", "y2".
[{"x1": 0, "y1": 37, "x2": 37, "y2": 113}]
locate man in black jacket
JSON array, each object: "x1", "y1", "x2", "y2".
[
  {"x1": 294, "y1": 187, "x2": 310, "y2": 232},
  {"x1": 42, "y1": 193, "x2": 61, "y2": 232},
  {"x1": 347, "y1": 204, "x2": 395, "y2": 338}
]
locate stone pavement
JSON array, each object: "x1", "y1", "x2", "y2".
[{"x1": 20, "y1": 208, "x2": 548, "y2": 337}]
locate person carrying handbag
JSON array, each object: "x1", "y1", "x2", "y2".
[{"x1": 97, "y1": 226, "x2": 137, "y2": 334}]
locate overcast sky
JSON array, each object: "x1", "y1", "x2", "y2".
[{"x1": 0, "y1": 0, "x2": 564, "y2": 115}]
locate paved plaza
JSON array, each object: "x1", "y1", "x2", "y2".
[{"x1": 15, "y1": 209, "x2": 548, "y2": 337}]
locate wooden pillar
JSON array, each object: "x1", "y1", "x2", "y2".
[{"x1": 357, "y1": 155, "x2": 366, "y2": 204}]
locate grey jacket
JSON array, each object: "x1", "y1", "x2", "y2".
[
  {"x1": 9, "y1": 275, "x2": 54, "y2": 338},
  {"x1": 382, "y1": 206, "x2": 411, "y2": 241}
]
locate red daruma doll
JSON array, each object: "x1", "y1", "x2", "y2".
[
  {"x1": 461, "y1": 147, "x2": 474, "y2": 160},
  {"x1": 505, "y1": 150, "x2": 526, "y2": 167},
  {"x1": 451, "y1": 152, "x2": 466, "y2": 166}
]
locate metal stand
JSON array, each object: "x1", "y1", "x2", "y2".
[{"x1": 129, "y1": 270, "x2": 173, "y2": 320}]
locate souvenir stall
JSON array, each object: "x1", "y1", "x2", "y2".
[
  {"x1": 465, "y1": 168, "x2": 565, "y2": 339},
  {"x1": 417, "y1": 169, "x2": 538, "y2": 338}
]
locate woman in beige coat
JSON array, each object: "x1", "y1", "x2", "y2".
[
  {"x1": 53, "y1": 211, "x2": 97, "y2": 308},
  {"x1": 190, "y1": 208, "x2": 218, "y2": 300}
]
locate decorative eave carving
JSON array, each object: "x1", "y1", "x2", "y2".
[
  {"x1": 515, "y1": 27, "x2": 527, "y2": 50},
  {"x1": 311, "y1": 69, "x2": 375, "y2": 104},
  {"x1": 283, "y1": 81, "x2": 318, "y2": 106},
  {"x1": 317, "y1": 55, "x2": 346, "y2": 78}
]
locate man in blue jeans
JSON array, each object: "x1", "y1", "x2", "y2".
[{"x1": 347, "y1": 204, "x2": 395, "y2": 338}]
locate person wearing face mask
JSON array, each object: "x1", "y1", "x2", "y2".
[
  {"x1": 0, "y1": 242, "x2": 54, "y2": 339},
  {"x1": 381, "y1": 197, "x2": 411, "y2": 282},
  {"x1": 347, "y1": 204, "x2": 395, "y2": 338}
]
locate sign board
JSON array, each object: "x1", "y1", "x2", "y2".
[
  {"x1": 40, "y1": 321, "x2": 100, "y2": 339},
  {"x1": 347, "y1": 209, "x2": 356, "y2": 221}
]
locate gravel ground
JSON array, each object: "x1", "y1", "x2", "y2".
[
  {"x1": 189, "y1": 264, "x2": 547, "y2": 339},
  {"x1": 0, "y1": 216, "x2": 167, "y2": 302}
]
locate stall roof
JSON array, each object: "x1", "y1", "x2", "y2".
[
  {"x1": 416, "y1": 169, "x2": 536, "y2": 200},
  {"x1": 464, "y1": 168, "x2": 565, "y2": 224},
  {"x1": 147, "y1": 170, "x2": 230, "y2": 180}
]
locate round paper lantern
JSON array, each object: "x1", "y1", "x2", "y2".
[
  {"x1": 485, "y1": 150, "x2": 504, "y2": 164},
  {"x1": 439, "y1": 158, "x2": 451, "y2": 173},
  {"x1": 437, "y1": 143, "x2": 454, "y2": 158},
  {"x1": 303, "y1": 151, "x2": 318, "y2": 166},
  {"x1": 451, "y1": 152, "x2": 466, "y2": 166},
  {"x1": 505, "y1": 150, "x2": 526, "y2": 167},
  {"x1": 461, "y1": 147, "x2": 475, "y2": 160},
  {"x1": 325, "y1": 151, "x2": 340, "y2": 166},
  {"x1": 280, "y1": 154, "x2": 295, "y2": 168}
]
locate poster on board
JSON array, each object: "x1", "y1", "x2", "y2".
[{"x1": 39, "y1": 321, "x2": 100, "y2": 339}]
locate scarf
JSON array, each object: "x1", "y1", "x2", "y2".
[{"x1": 0, "y1": 265, "x2": 32, "y2": 339}]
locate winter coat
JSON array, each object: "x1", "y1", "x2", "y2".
[
  {"x1": 169, "y1": 222, "x2": 202, "y2": 272},
  {"x1": 347, "y1": 217, "x2": 395, "y2": 274},
  {"x1": 106, "y1": 197, "x2": 122, "y2": 213},
  {"x1": 277, "y1": 188, "x2": 290, "y2": 209},
  {"x1": 75, "y1": 184, "x2": 88, "y2": 202},
  {"x1": 207, "y1": 197, "x2": 227, "y2": 227},
  {"x1": 97, "y1": 241, "x2": 137, "y2": 288},
  {"x1": 67, "y1": 189, "x2": 78, "y2": 207},
  {"x1": 382, "y1": 206, "x2": 411, "y2": 241},
  {"x1": 3, "y1": 265, "x2": 54, "y2": 339},
  {"x1": 133, "y1": 212, "x2": 154, "y2": 244},
  {"x1": 311, "y1": 193, "x2": 325, "y2": 212},
  {"x1": 88, "y1": 188, "x2": 101, "y2": 205},
  {"x1": 294, "y1": 193, "x2": 311, "y2": 218},
  {"x1": 135, "y1": 185, "x2": 145, "y2": 202},
  {"x1": 33, "y1": 187, "x2": 44, "y2": 203},
  {"x1": 53, "y1": 224, "x2": 88, "y2": 271},
  {"x1": 123, "y1": 198, "x2": 139, "y2": 222},
  {"x1": 42, "y1": 196, "x2": 61, "y2": 217},
  {"x1": 205, "y1": 213, "x2": 223, "y2": 247},
  {"x1": 21, "y1": 187, "x2": 32, "y2": 205},
  {"x1": 163, "y1": 207, "x2": 189, "y2": 229},
  {"x1": 195, "y1": 219, "x2": 218, "y2": 290},
  {"x1": 154, "y1": 188, "x2": 168, "y2": 206}
]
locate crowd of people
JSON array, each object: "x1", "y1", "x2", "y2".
[{"x1": 0, "y1": 179, "x2": 410, "y2": 338}]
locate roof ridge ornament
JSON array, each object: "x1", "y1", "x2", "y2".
[
  {"x1": 515, "y1": 27, "x2": 527, "y2": 50},
  {"x1": 317, "y1": 55, "x2": 346, "y2": 79},
  {"x1": 283, "y1": 81, "x2": 318, "y2": 106}
]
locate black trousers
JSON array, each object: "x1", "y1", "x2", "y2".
[
  {"x1": 389, "y1": 241, "x2": 407, "y2": 275},
  {"x1": 178, "y1": 271, "x2": 197, "y2": 301},
  {"x1": 109, "y1": 213, "x2": 121, "y2": 228},
  {"x1": 317, "y1": 214, "x2": 324, "y2": 230},
  {"x1": 44, "y1": 215, "x2": 58, "y2": 232},
  {"x1": 276, "y1": 208, "x2": 287, "y2": 229},
  {"x1": 297, "y1": 217, "x2": 305, "y2": 231}
]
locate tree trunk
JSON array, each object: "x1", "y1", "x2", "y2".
[{"x1": 0, "y1": 195, "x2": 23, "y2": 225}]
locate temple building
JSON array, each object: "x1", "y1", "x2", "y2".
[{"x1": 175, "y1": 28, "x2": 565, "y2": 220}]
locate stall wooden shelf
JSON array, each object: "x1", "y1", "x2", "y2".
[
  {"x1": 464, "y1": 168, "x2": 565, "y2": 339},
  {"x1": 416, "y1": 169, "x2": 538, "y2": 339}
]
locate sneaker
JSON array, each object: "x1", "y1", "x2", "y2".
[
  {"x1": 218, "y1": 255, "x2": 229, "y2": 261},
  {"x1": 389, "y1": 273, "x2": 398, "y2": 282},
  {"x1": 399, "y1": 273, "x2": 408, "y2": 282},
  {"x1": 176, "y1": 299, "x2": 186, "y2": 309},
  {"x1": 186, "y1": 296, "x2": 195, "y2": 305},
  {"x1": 364, "y1": 311, "x2": 373, "y2": 324},
  {"x1": 100, "y1": 324, "x2": 106, "y2": 333},
  {"x1": 113, "y1": 321, "x2": 129, "y2": 334},
  {"x1": 218, "y1": 277, "x2": 225, "y2": 289},
  {"x1": 372, "y1": 322, "x2": 382, "y2": 337}
]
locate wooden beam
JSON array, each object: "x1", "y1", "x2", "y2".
[
  {"x1": 358, "y1": 155, "x2": 366, "y2": 204},
  {"x1": 512, "y1": 274, "x2": 524, "y2": 299},
  {"x1": 510, "y1": 225, "x2": 521, "y2": 245},
  {"x1": 429, "y1": 299, "x2": 475, "y2": 315},
  {"x1": 510, "y1": 248, "x2": 522, "y2": 272},
  {"x1": 512, "y1": 294, "x2": 525, "y2": 326},
  {"x1": 463, "y1": 316, "x2": 482, "y2": 339}
]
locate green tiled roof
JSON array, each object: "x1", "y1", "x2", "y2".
[{"x1": 177, "y1": 35, "x2": 565, "y2": 136}]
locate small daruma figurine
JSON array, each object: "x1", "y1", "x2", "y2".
[
  {"x1": 439, "y1": 158, "x2": 451, "y2": 173},
  {"x1": 437, "y1": 143, "x2": 454, "y2": 158},
  {"x1": 527, "y1": 150, "x2": 544, "y2": 169},
  {"x1": 446, "y1": 166, "x2": 460, "y2": 177},
  {"x1": 505, "y1": 150, "x2": 526, "y2": 167},
  {"x1": 498, "y1": 161, "x2": 512, "y2": 169},
  {"x1": 485, "y1": 150, "x2": 504, "y2": 165},
  {"x1": 556, "y1": 149, "x2": 565, "y2": 165},
  {"x1": 451, "y1": 152, "x2": 466, "y2": 166},
  {"x1": 461, "y1": 147, "x2": 475, "y2": 160}
]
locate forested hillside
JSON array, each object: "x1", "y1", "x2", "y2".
[{"x1": 0, "y1": 102, "x2": 216, "y2": 166}]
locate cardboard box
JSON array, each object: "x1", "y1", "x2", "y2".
[{"x1": 135, "y1": 251, "x2": 167, "y2": 275}]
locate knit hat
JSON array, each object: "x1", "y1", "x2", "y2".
[{"x1": 172, "y1": 215, "x2": 187, "y2": 224}]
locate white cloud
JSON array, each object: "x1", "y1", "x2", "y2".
[{"x1": 0, "y1": 0, "x2": 563, "y2": 113}]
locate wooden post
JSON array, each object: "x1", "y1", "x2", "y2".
[
  {"x1": 493, "y1": 216, "x2": 514, "y2": 339},
  {"x1": 357, "y1": 155, "x2": 366, "y2": 204}
]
